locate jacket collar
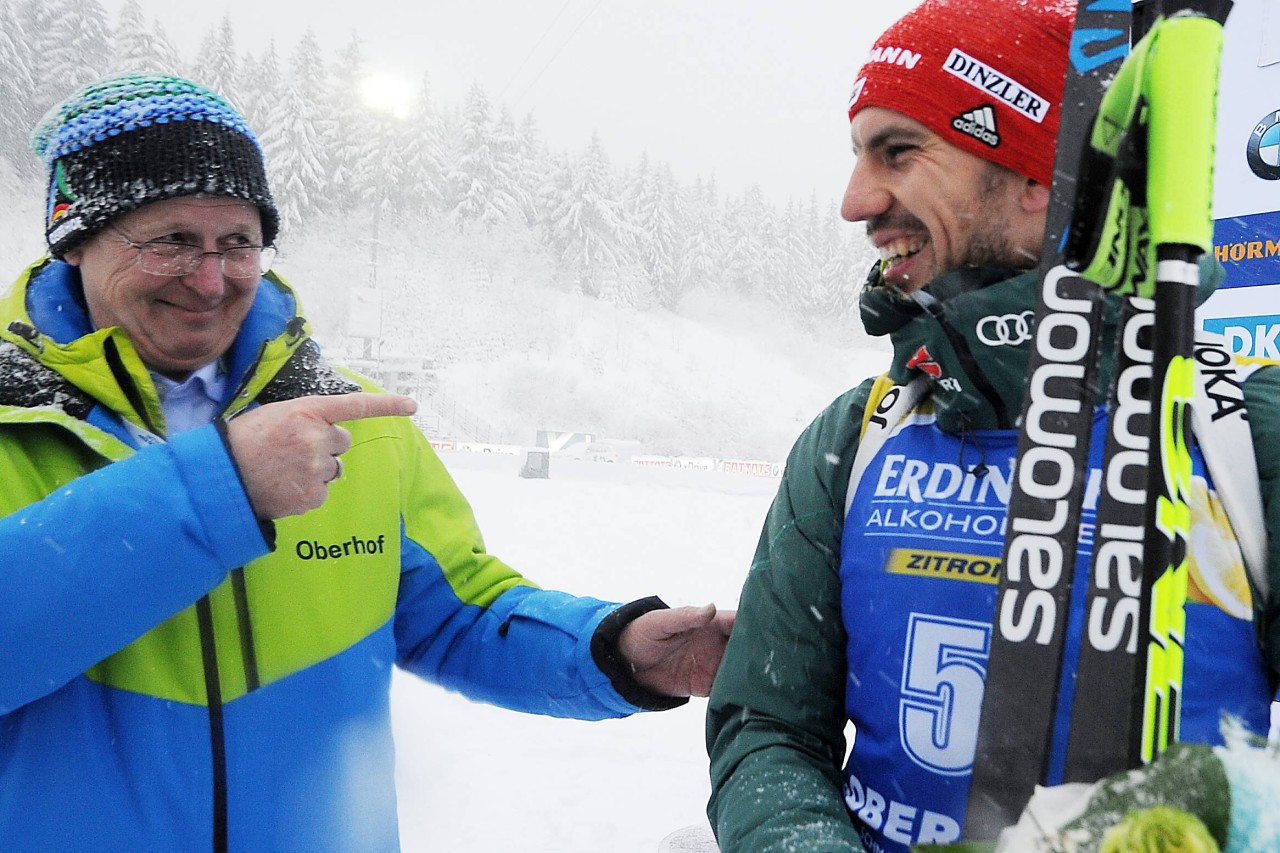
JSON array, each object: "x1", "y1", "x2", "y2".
[{"x1": 861, "y1": 261, "x2": 1224, "y2": 433}]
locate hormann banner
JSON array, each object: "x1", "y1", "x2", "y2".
[{"x1": 1201, "y1": 0, "x2": 1280, "y2": 355}]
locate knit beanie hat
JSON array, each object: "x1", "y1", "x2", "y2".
[
  {"x1": 31, "y1": 73, "x2": 279, "y2": 258},
  {"x1": 847, "y1": 0, "x2": 1075, "y2": 187}
]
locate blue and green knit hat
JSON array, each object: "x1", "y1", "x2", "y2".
[{"x1": 31, "y1": 73, "x2": 280, "y2": 257}]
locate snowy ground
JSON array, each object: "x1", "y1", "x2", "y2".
[{"x1": 391, "y1": 451, "x2": 779, "y2": 852}]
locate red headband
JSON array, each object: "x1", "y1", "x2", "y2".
[{"x1": 848, "y1": 0, "x2": 1075, "y2": 187}]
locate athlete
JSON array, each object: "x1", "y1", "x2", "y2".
[
  {"x1": 706, "y1": 1, "x2": 1280, "y2": 850},
  {"x1": 0, "y1": 73, "x2": 733, "y2": 850}
]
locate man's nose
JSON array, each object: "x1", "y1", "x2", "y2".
[
  {"x1": 183, "y1": 252, "x2": 227, "y2": 297},
  {"x1": 841, "y1": 159, "x2": 891, "y2": 224}
]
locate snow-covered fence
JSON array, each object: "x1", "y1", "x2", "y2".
[{"x1": 429, "y1": 441, "x2": 784, "y2": 477}]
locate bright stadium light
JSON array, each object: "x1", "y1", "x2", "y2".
[{"x1": 359, "y1": 72, "x2": 414, "y2": 119}]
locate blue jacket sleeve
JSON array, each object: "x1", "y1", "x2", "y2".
[
  {"x1": 387, "y1": 425, "x2": 650, "y2": 720},
  {"x1": 395, "y1": 552, "x2": 644, "y2": 720},
  {"x1": 0, "y1": 424, "x2": 270, "y2": 713}
]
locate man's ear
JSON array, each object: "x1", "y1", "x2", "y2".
[
  {"x1": 1021, "y1": 179, "x2": 1051, "y2": 214},
  {"x1": 62, "y1": 248, "x2": 83, "y2": 267}
]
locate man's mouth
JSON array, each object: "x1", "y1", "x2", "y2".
[
  {"x1": 878, "y1": 238, "x2": 927, "y2": 286},
  {"x1": 879, "y1": 237, "x2": 924, "y2": 268},
  {"x1": 158, "y1": 299, "x2": 221, "y2": 318}
]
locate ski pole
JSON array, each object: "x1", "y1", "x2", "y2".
[
  {"x1": 1065, "y1": 0, "x2": 1231, "y2": 766},
  {"x1": 1137, "y1": 0, "x2": 1229, "y2": 764}
]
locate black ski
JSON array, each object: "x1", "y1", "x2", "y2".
[
  {"x1": 964, "y1": 0, "x2": 1131, "y2": 839},
  {"x1": 1061, "y1": 0, "x2": 1232, "y2": 781},
  {"x1": 967, "y1": 0, "x2": 1233, "y2": 836},
  {"x1": 1062, "y1": 295, "x2": 1155, "y2": 781}
]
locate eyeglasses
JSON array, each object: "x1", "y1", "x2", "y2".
[{"x1": 111, "y1": 229, "x2": 276, "y2": 279}]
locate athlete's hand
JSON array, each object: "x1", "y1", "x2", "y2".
[
  {"x1": 1065, "y1": 14, "x2": 1221, "y2": 298},
  {"x1": 225, "y1": 392, "x2": 416, "y2": 519},
  {"x1": 1064, "y1": 22, "x2": 1155, "y2": 298}
]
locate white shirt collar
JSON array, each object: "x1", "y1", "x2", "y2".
[{"x1": 150, "y1": 360, "x2": 228, "y2": 436}]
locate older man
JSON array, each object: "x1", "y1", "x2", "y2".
[
  {"x1": 0, "y1": 74, "x2": 732, "y2": 851},
  {"x1": 706, "y1": 1, "x2": 1280, "y2": 851}
]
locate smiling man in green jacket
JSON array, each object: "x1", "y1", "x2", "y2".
[{"x1": 706, "y1": 2, "x2": 1280, "y2": 851}]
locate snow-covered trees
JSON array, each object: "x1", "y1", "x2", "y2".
[
  {"x1": 0, "y1": 0, "x2": 37, "y2": 178},
  {"x1": 627, "y1": 156, "x2": 683, "y2": 309},
  {"x1": 323, "y1": 35, "x2": 374, "y2": 216},
  {"x1": 107, "y1": 0, "x2": 180, "y2": 76},
  {"x1": 545, "y1": 133, "x2": 634, "y2": 300},
  {"x1": 270, "y1": 31, "x2": 331, "y2": 233},
  {"x1": 190, "y1": 14, "x2": 240, "y2": 107},
  {"x1": 403, "y1": 73, "x2": 448, "y2": 217},
  {"x1": 448, "y1": 85, "x2": 526, "y2": 227},
  {"x1": 16, "y1": 1, "x2": 109, "y2": 148},
  {"x1": 0, "y1": 7, "x2": 871, "y2": 323}
]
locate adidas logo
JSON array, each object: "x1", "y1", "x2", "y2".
[{"x1": 952, "y1": 106, "x2": 1000, "y2": 148}]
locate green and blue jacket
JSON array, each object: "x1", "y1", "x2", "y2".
[{"x1": 0, "y1": 258, "x2": 669, "y2": 852}]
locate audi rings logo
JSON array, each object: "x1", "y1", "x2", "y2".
[{"x1": 976, "y1": 311, "x2": 1034, "y2": 346}]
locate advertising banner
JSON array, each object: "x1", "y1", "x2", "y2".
[{"x1": 1202, "y1": 0, "x2": 1280, "y2": 357}]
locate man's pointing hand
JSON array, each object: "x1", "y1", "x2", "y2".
[{"x1": 225, "y1": 392, "x2": 417, "y2": 520}]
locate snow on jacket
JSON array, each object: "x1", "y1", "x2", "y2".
[
  {"x1": 706, "y1": 264, "x2": 1280, "y2": 853},
  {"x1": 0, "y1": 258, "x2": 675, "y2": 852}
]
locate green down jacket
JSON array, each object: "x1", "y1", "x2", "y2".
[{"x1": 706, "y1": 264, "x2": 1280, "y2": 852}]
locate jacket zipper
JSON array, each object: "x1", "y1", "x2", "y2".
[
  {"x1": 196, "y1": 569, "x2": 261, "y2": 852},
  {"x1": 230, "y1": 568, "x2": 261, "y2": 692},
  {"x1": 105, "y1": 334, "x2": 262, "y2": 850},
  {"x1": 103, "y1": 339, "x2": 161, "y2": 435},
  {"x1": 195, "y1": 596, "x2": 229, "y2": 853},
  {"x1": 912, "y1": 293, "x2": 1014, "y2": 428}
]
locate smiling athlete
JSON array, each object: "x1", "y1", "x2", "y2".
[{"x1": 706, "y1": 2, "x2": 1280, "y2": 851}]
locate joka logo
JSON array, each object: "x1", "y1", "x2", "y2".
[
  {"x1": 906, "y1": 346, "x2": 942, "y2": 378},
  {"x1": 952, "y1": 106, "x2": 1000, "y2": 148},
  {"x1": 1247, "y1": 110, "x2": 1280, "y2": 181}
]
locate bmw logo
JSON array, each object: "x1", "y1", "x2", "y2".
[{"x1": 1248, "y1": 110, "x2": 1280, "y2": 180}]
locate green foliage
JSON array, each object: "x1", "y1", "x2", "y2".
[{"x1": 1099, "y1": 806, "x2": 1219, "y2": 853}]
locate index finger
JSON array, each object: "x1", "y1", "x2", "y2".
[{"x1": 305, "y1": 392, "x2": 417, "y2": 424}]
